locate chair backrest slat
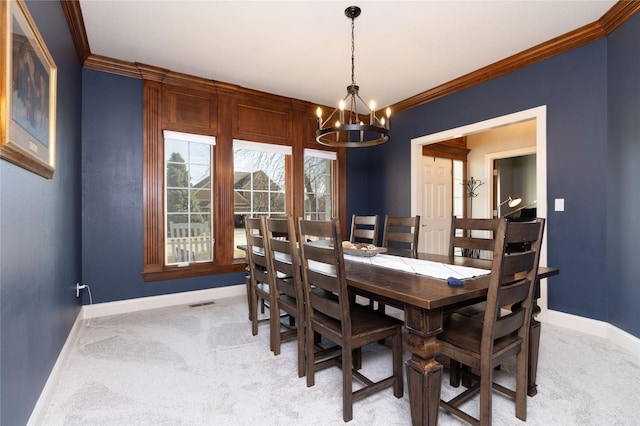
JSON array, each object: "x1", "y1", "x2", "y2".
[
  {"x1": 497, "y1": 279, "x2": 531, "y2": 308},
  {"x1": 494, "y1": 308, "x2": 526, "y2": 340},
  {"x1": 501, "y1": 251, "x2": 536, "y2": 277}
]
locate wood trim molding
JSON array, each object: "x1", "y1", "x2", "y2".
[
  {"x1": 60, "y1": 0, "x2": 90, "y2": 64},
  {"x1": 388, "y1": 1, "x2": 639, "y2": 114},
  {"x1": 599, "y1": 0, "x2": 640, "y2": 33},
  {"x1": 62, "y1": 0, "x2": 638, "y2": 114}
]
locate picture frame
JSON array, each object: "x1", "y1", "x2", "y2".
[{"x1": 1, "y1": 0, "x2": 57, "y2": 179}]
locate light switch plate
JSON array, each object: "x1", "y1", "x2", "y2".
[{"x1": 555, "y1": 198, "x2": 565, "y2": 212}]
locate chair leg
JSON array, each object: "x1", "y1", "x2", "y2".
[
  {"x1": 297, "y1": 319, "x2": 305, "y2": 378},
  {"x1": 516, "y1": 349, "x2": 528, "y2": 421},
  {"x1": 392, "y1": 330, "x2": 404, "y2": 398},
  {"x1": 306, "y1": 325, "x2": 315, "y2": 388},
  {"x1": 352, "y1": 348, "x2": 362, "y2": 370},
  {"x1": 245, "y1": 275, "x2": 252, "y2": 320},
  {"x1": 479, "y1": 365, "x2": 493, "y2": 426},
  {"x1": 250, "y1": 289, "x2": 259, "y2": 337},
  {"x1": 449, "y1": 359, "x2": 461, "y2": 387},
  {"x1": 343, "y1": 347, "x2": 353, "y2": 422},
  {"x1": 271, "y1": 306, "x2": 280, "y2": 355},
  {"x1": 461, "y1": 364, "x2": 473, "y2": 388}
]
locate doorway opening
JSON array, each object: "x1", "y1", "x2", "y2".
[{"x1": 410, "y1": 105, "x2": 549, "y2": 318}]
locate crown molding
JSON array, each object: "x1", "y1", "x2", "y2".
[
  {"x1": 60, "y1": 0, "x2": 90, "y2": 64},
  {"x1": 390, "y1": 1, "x2": 639, "y2": 114},
  {"x1": 62, "y1": 0, "x2": 639, "y2": 113}
]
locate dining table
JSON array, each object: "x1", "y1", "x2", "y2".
[{"x1": 343, "y1": 251, "x2": 559, "y2": 426}]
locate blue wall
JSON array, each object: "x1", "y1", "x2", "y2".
[
  {"x1": 1, "y1": 4, "x2": 638, "y2": 424},
  {"x1": 606, "y1": 13, "x2": 640, "y2": 337},
  {"x1": 81, "y1": 70, "x2": 245, "y2": 304},
  {"x1": 349, "y1": 25, "x2": 638, "y2": 338},
  {"x1": 0, "y1": 1, "x2": 82, "y2": 424}
]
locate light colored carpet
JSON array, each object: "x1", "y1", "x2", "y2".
[{"x1": 39, "y1": 295, "x2": 639, "y2": 425}]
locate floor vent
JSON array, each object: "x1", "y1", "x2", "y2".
[{"x1": 188, "y1": 300, "x2": 216, "y2": 308}]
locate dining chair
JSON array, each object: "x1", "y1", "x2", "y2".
[
  {"x1": 382, "y1": 215, "x2": 421, "y2": 257},
  {"x1": 444, "y1": 216, "x2": 501, "y2": 385},
  {"x1": 298, "y1": 218, "x2": 404, "y2": 422},
  {"x1": 244, "y1": 217, "x2": 273, "y2": 350},
  {"x1": 447, "y1": 216, "x2": 500, "y2": 319},
  {"x1": 437, "y1": 217, "x2": 545, "y2": 426},
  {"x1": 364, "y1": 214, "x2": 421, "y2": 314},
  {"x1": 349, "y1": 214, "x2": 380, "y2": 246},
  {"x1": 264, "y1": 216, "x2": 306, "y2": 377},
  {"x1": 449, "y1": 216, "x2": 499, "y2": 259}
]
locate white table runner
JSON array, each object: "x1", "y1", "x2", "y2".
[{"x1": 344, "y1": 253, "x2": 490, "y2": 280}]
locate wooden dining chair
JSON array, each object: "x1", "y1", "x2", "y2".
[
  {"x1": 449, "y1": 216, "x2": 499, "y2": 259},
  {"x1": 264, "y1": 216, "x2": 306, "y2": 377},
  {"x1": 447, "y1": 216, "x2": 500, "y2": 318},
  {"x1": 437, "y1": 217, "x2": 545, "y2": 426},
  {"x1": 349, "y1": 214, "x2": 380, "y2": 246},
  {"x1": 298, "y1": 218, "x2": 404, "y2": 422},
  {"x1": 244, "y1": 217, "x2": 273, "y2": 349},
  {"x1": 382, "y1": 215, "x2": 421, "y2": 257}
]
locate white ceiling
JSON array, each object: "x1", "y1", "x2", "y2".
[{"x1": 79, "y1": 1, "x2": 616, "y2": 109}]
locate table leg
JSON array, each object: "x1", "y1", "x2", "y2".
[
  {"x1": 528, "y1": 318, "x2": 541, "y2": 396},
  {"x1": 527, "y1": 278, "x2": 543, "y2": 396},
  {"x1": 404, "y1": 305, "x2": 444, "y2": 426}
]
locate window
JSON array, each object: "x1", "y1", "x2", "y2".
[
  {"x1": 164, "y1": 131, "x2": 215, "y2": 265},
  {"x1": 304, "y1": 149, "x2": 336, "y2": 221},
  {"x1": 233, "y1": 140, "x2": 292, "y2": 258},
  {"x1": 143, "y1": 80, "x2": 346, "y2": 281},
  {"x1": 453, "y1": 159, "x2": 463, "y2": 218}
]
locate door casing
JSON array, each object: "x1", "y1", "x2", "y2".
[{"x1": 410, "y1": 105, "x2": 549, "y2": 319}]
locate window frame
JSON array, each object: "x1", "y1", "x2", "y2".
[
  {"x1": 142, "y1": 79, "x2": 347, "y2": 282},
  {"x1": 232, "y1": 140, "x2": 293, "y2": 258},
  {"x1": 164, "y1": 130, "x2": 216, "y2": 266},
  {"x1": 303, "y1": 148, "x2": 337, "y2": 221}
]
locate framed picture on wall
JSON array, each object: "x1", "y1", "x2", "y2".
[{"x1": 1, "y1": 0, "x2": 57, "y2": 179}]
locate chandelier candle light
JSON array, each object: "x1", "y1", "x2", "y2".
[{"x1": 315, "y1": 6, "x2": 390, "y2": 148}]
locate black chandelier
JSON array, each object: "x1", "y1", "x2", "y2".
[{"x1": 315, "y1": 6, "x2": 390, "y2": 148}]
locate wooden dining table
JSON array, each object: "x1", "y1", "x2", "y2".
[{"x1": 344, "y1": 252, "x2": 559, "y2": 426}]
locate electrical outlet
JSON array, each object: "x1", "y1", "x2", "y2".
[{"x1": 76, "y1": 282, "x2": 86, "y2": 297}]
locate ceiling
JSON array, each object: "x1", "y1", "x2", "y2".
[{"x1": 78, "y1": 1, "x2": 617, "y2": 109}]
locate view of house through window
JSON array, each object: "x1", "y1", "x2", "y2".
[
  {"x1": 164, "y1": 131, "x2": 215, "y2": 265},
  {"x1": 232, "y1": 142, "x2": 336, "y2": 258},
  {"x1": 304, "y1": 149, "x2": 335, "y2": 221},
  {"x1": 233, "y1": 140, "x2": 291, "y2": 258}
]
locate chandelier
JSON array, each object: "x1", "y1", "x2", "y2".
[{"x1": 315, "y1": 6, "x2": 390, "y2": 148}]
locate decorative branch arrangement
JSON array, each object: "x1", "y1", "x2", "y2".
[{"x1": 464, "y1": 177, "x2": 484, "y2": 198}]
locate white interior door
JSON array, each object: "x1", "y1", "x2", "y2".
[{"x1": 419, "y1": 157, "x2": 452, "y2": 254}]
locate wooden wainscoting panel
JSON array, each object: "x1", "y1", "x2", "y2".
[
  {"x1": 235, "y1": 102, "x2": 291, "y2": 143},
  {"x1": 163, "y1": 85, "x2": 217, "y2": 135}
]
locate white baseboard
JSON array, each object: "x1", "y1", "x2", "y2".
[
  {"x1": 546, "y1": 309, "x2": 640, "y2": 357},
  {"x1": 27, "y1": 309, "x2": 84, "y2": 426},
  {"x1": 81, "y1": 284, "x2": 247, "y2": 319}
]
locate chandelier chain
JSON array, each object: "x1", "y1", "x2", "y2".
[{"x1": 351, "y1": 16, "x2": 356, "y2": 85}]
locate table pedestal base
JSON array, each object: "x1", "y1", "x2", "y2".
[{"x1": 404, "y1": 306, "x2": 444, "y2": 426}]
